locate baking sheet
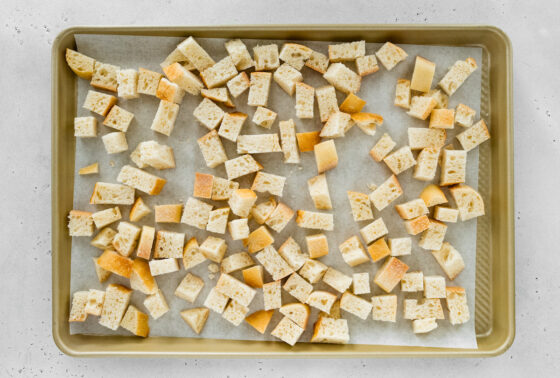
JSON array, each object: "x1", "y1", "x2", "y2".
[{"x1": 69, "y1": 34, "x2": 481, "y2": 349}]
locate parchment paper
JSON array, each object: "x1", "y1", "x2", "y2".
[{"x1": 70, "y1": 34, "x2": 482, "y2": 349}]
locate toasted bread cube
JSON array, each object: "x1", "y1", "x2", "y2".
[
  {"x1": 370, "y1": 133, "x2": 396, "y2": 162},
  {"x1": 420, "y1": 184, "x2": 448, "y2": 207},
  {"x1": 307, "y1": 174, "x2": 332, "y2": 210},
  {"x1": 206, "y1": 207, "x2": 230, "y2": 234},
  {"x1": 198, "y1": 129, "x2": 228, "y2": 168},
  {"x1": 91, "y1": 228, "x2": 117, "y2": 251},
  {"x1": 340, "y1": 291, "x2": 373, "y2": 320},
  {"x1": 227, "y1": 72, "x2": 250, "y2": 98},
  {"x1": 305, "y1": 49, "x2": 329, "y2": 73},
  {"x1": 137, "y1": 68, "x2": 162, "y2": 96},
  {"x1": 256, "y1": 246, "x2": 294, "y2": 280},
  {"x1": 91, "y1": 61, "x2": 119, "y2": 92},
  {"x1": 96, "y1": 250, "x2": 133, "y2": 278},
  {"x1": 154, "y1": 204, "x2": 183, "y2": 224},
  {"x1": 311, "y1": 316, "x2": 349, "y2": 344},
  {"x1": 246, "y1": 225, "x2": 274, "y2": 253},
  {"x1": 225, "y1": 39, "x2": 253, "y2": 70},
  {"x1": 279, "y1": 43, "x2": 313, "y2": 70},
  {"x1": 412, "y1": 318, "x2": 438, "y2": 333},
  {"x1": 116, "y1": 69, "x2": 139, "y2": 99},
  {"x1": 228, "y1": 189, "x2": 257, "y2": 218},
  {"x1": 181, "y1": 308, "x2": 210, "y2": 334},
  {"x1": 84, "y1": 289, "x2": 105, "y2": 316},
  {"x1": 150, "y1": 100, "x2": 179, "y2": 136},
  {"x1": 153, "y1": 230, "x2": 184, "y2": 258},
  {"x1": 419, "y1": 220, "x2": 447, "y2": 251},
  {"x1": 322, "y1": 267, "x2": 352, "y2": 293},
  {"x1": 328, "y1": 41, "x2": 365, "y2": 62},
  {"x1": 295, "y1": 82, "x2": 314, "y2": 119},
  {"x1": 200, "y1": 56, "x2": 238, "y2": 88},
  {"x1": 222, "y1": 300, "x2": 250, "y2": 326},
  {"x1": 352, "y1": 112, "x2": 384, "y2": 137},
  {"x1": 440, "y1": 149, "x2": 467, "y2": 186},
  {"x1": 156, "y1": 77, "x2": 185, "y2": 103},
  {"x1": 68, "y1": 210, "x2": 94, "y2": 237},
  {"x1": 410, "y1": 56, "x2": 436, "y2": 92},
  {"x1": 407, "y1": 96, "x2": 438, "y2": 120},
  {"x1": 143, "y1": 289, "x2": 170, "y2": 319},
  {"x1": 352, "y1": 273, "x2": 370, "y2": 295},
  {"x1": 83, "y1": 90, "x2": 117, "y2": 116},
  {"x1": 69, "y1": 291, "x2": 89, "y2": 322},
  {"x1": 323, "y1": 63, "x2": 361, "y2": 94},
  {"x1": 401, "y1": 271, "x2": 424, "y2": 292},
  {"x1": 194, "y1": 98, "x2": 225, "y2": 130},
  {"x1": 181, "y1": 197, "x2": 212, "y2": 230},
  {"x1": 182, "y1": 237, "x2": 206, "y2": 270},
  {"x1": 299, "y1": 259, "x2": 328, "y2": 284},
  {"x1": 395, "y1": 198, "x2": 429, "y2": 220},
  {"x1": 455, "y1": 104, "x2": 476, "y2": 127},
  {"x1": 279, "y1": 119, "x2": 300, "y2": 164},
  {"x1": 253, "y1": 44, "x2": 279, "y2": 71},
  {"x1": 375, "y1": 42, "x2": 407, "y2": 70},
  {"x1": 374, "y1": 256, "x2": 409, "y2": 293},
  {"x1": 315, "y1": 85, "x2": 339, "y2": 122},
  {"x1": 271, "y1": 316, "x2": 304, "y2": 346},
  {"x1": 237, "y1": 134, "x2": 282, "y2": 154},
  {"x1": 304, "y1": 233, "x2": 328, "y2": 259},
  {"x1": 296, "y1": 132, "x2": 321, "y2": 153},
  {"x1": 177, "y1": 37, "x2": 215, "y2": 71},
  {"x1": 355, "y1": 54, "x2": 379, "y2": 76},
  {"x1": 446, "y1": 287, "x2": 470, "y2": 324},
  {"x1": 389, "y1": 237, "x2": 412, "y2": 256},
  {"x1": 134, "y1": 225, "x2": 154, "y2": 260},
  {"x1": 102, "y1": 132, "x2": 128, "y2": 154},
  {"x1": 320, "y1": 111, "x2": 352, "y2": 138},
  {"x1": 360, "y1": 218, "x2": 388, "y2": 244},
  {"x1": 367, "y1": 237, "x2": 391, "y2": 262},
  {"x1": 314, "y1": 140, "x2": 338, "y2": 174},
  {"x1": 129, "y1": 258, "x2": 158, "y2": 295},
  {"x1": 394, "y1": 79, "x2": 411, "y2": 109},
  {"x1": 203, "y1": 287, "x2": 229, "y2": 314},
  {"x1": 403, "y1": 298, "x2": 444, "y2": 320},
  {"x1": 383, "y1": 146, "x2": 416, "y2": 175},
  {"x1": 245, "y1": 310, "x2": 274, "y2": 334},
  {"x1": 266, "y1": 203, "x2": 295, "y2": 233},
  {"x1": 248, "y1": 72, "x2": 272, "y2": 107},
  {"x1": 280, "y1": 303, "x2": 311, "y2": 329},
  {"x1": 263, "y1": 280, "x2": 282, "y2": 310},
  {"x1": 296, "y1": 210, "x2": 334, "y2": 231},
  {"x1": 112, "y1": 221, "x2": 141, "y2": 256},
  {"x1": 191, "y1": 172, "x2": 213, "y2": 199},
  {"x1": 216, "y1": 273, "x2": 256, "y2": 307},
  {"x1": 174, "y1": 273, "x2": 205, "y2": 303},
  {"x1": 429, "y1": 109, "x2": 455, "y2": 129},
  {"x1": 438, "y1": 57, "x2": 477, "y2": 96},
  {"x1": 339, "y1": 236, "x2": 369, "y2": 267},
  {"x1": 65, "y1": 49, "x2": 95, "y2": 79},
  {"x1": 339, "y1": 93, "x2": 366, "y2": 114},
  {"x1": 274, "y1": 63, "x2": 303, "y2": 95},
  {"x1": 371, "y1": 294, "x2": 397, "y2": 322},
  {"x1": 413, "y1": 147, "x2": 440, "y2": 181},
  {"x1": 224, "y1": 154, "x2": 262, "y2": 180},
  {"x1": 74, "y1": 116, "x2": 97, "y2": 137},
  {"x1": 221, "y1": 251, "x2": 254, "y2": 274},
  {"x1": 117, "y1": 165, "x2": 165, "y2": 195},
  {"x1": 252, "y1": 106, "x2": 277, "y2": 129},
  {"x1": 251, "y1": 198, "x2": 276, "y2": 225},
  {"x1": 91, "y1": 206, "x2": 121, "y2": 229},
  {"x1": 404, "y1": 215, "x2": 430, "y2": 235},
  {"x1": 99, "y1": 284, "x2": 132, "y2": 330},
  {"x1": 284, "y1": 272, "x2": 313, "y2": 302},
  {"x1": 449, "y1": 184, "x2": 485, "y2": 221},
  {"x1": 456, "y1": 119, "x2": 490, "y2": 151},
  {"x1": 424, "y1": 275, "x2": 446, "y2": 299},
  {"x1": 408, "y1": 128, "x2": 446, "y2": 150},
  {"x1": 218, "y1": 112, "x2": 247, "y2": 142},
  {"x1": 434, "y1": 206, "x2": 459, "y2": 223},
  {"x1": 243, "y1": 265, "x2": 264, "y2": 288},
  {"x1": 199, "y1": 236, "x2": 227, "y2": 263}
]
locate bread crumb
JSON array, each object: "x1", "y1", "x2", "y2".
[
  {"x1": 208, "y1": 273, "x2": 216, "y2": 280},
  {"x1": 367, "y1": 183, "x2": 377, "y2": 191},
  {"x1": 208, "y1": 264, "x2": 219, "y2": 273},
  {"x1": 109, "y1": 160, "x2": 115, "y2": 167}
]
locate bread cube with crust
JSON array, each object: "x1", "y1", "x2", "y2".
[
  {"x1": 246, "y1": 225, "x2": 274, "y2": 253},
  {"x1": 273, "y1": 63, "x2": 303, "y2": 95},
  {"x1": 199, "y1": 236, "x2": 227, "y2": 263},
  {"x1": 339, "y1": 235, "x2": 370, "y2": 267},
  {"x1": 251, "y1": 197, "x2": 277, "y2": 224},
  {"x1": 181, "y1": 308, "x2": 210, "y2": 334},
  {"x1": 420, "y1": 184, "x2": 448, "y2": 207},
  {"x1": 412, "y1": 318, "x2": 438, "y2": 334},
  {"x1": 83, "y1": 90, "x2": 117, "y2": 116},
  {"x1": 455, "y1": 104, "x2": 476, "y2": 127},
  {"x1": 181, "y1": 197, "x2": 212, "y2": 230},
  {"x1": 243, "y1": 265, "x2": 264, "y2": 288},
  {"x1": 91, "y1": 228, "x2": 117, "y2": 251},
  {"x1": 253, "y1": 44, "x2": 280, "y2": 71},
  {"x1": 227, "y1": 218, "x2": 250, "y2": 240},
  {"x1": 117, "y1": 165, "x2": 165, "y2": 195},
  {"x1": 314, "y1": 140, "x2": 338, "y2": 173},
  {"x1": 370, "y1": 133, "x2": 396, "y2": 162},
  {"x1": 69, "y1": 291, "x2": 89, "y2": 322},
  {"x1": 328, "y1": 41, "x2": 365, "y2": 62},
  {"x1": 201, "y1": 56, "x2": 238, "y2": 88},
  {"x1": 369, "y1": 175, "x2": 403, "y2": 211},
  {"x1": 228, "y1": 189, "x2": 257, "y2": 218},
  {"x1": 308, "y1": 174, "x2": 332, "y2": 210},
  {"x1": 395, "y1": 198, "x2": 429, "y2": 220},
  {"x1": 446, "y1": 287, "x2": 470, "y2": 324},
  {"x1": 367, "y1": 237, "x2": 391, "y2": 262},
  {"x1": 150, "y1": 100, "x2": 179, "y2": 136},
  {"x1": 237, "y1": 134, "x2": 282, "y2": 154},
  {"x1": 91, "y1": 61, "x2": 119, "y2": 92},
  {"x1": 215, "y1": 273, "x2": 256, "y2": 307},
  {"x1": 266, "y1": 202, "x2": 295, "y2": 233},
  {"x1": 198, "y1": 130, "x2": 228, "y2": 168},
  {"x1": 429, "y1": 109, "x2": 455, "y2": 129},
  {"x1": 279, "y1": 43, "x2": 312, "y2": 70},
  {"x1": 221, "y1": 251, "x2": 254, "y2": 274},
  {"x1": 438, "y1": 57, "x2": 477, "y2": 96},
  {"x1": 305, "y1": 49, "x2": 329, "y2": 73},
  {"x1": 404, "y1": 215, "x2": 430, "y2": 235},
  {"x1": 383, "y1": 146, "x2": 416, "y2": 175},
  {"x1": 227, "y1": 72, "x2": 250, "y2": 98},
  {"x1": 305, "y1": 233, "x2": 329, "y2": 259},
  {"x1": 156, "y1": 77, "x2": 185, "y2": 103},
  {"x1": 356, "y1": 55, "x2": 380, "y2": 76},
  {"x1": 408, "y1": 128, "x2": 446, "y2": 150},
  {"x1": 224, "y1": 154, "x2": 262, "y2": 180},
  {"x1": 177, "y1": 37, "x2": 215, "y2": 71},
  {"x1": 68, "y1": 210, "x2": 94, "y2": 237},
  {"x1": 323, "y1": 63, "x2": 361, "y2": 94},
  {"x1": 434, "y1": 206, "x2": 459, "y2": 223},
  {"x1": 407, "y1": 96, "x2": 438, "y2": 120},
  {"x1": 112, "y1": 221, "x2": 141, "y2": 257},
  {"x1": 295, "y1": 82, "x2": 314, "y2": 119},
  {"x1": 311, "y1": 316, "x2": 349, "y2": 344},
  {"x1": 418, "y1": 219, "x2": 447, "y2": 251},
  {"x1": 225, "y1": 39, "x2": 254, "y2": 70},
  {"x1": 375, "y1": 42, "x2": 408, "y2": 70},
  {"x1": 248, "y1": 72, "x2": 272, "y2": 107},
  {"x1": 449, "y1": 184, "x2": 485, "y2": 221},
  {"x1": 456, "y1": 119, "x2": 491, "y2": 151},
  {"x1": 65, "y1": 48, "x2": 95, "y2": 79},
  {"x1": 320, "y1": 111, "x2": 352, "y2": 138},
  {"x1": 394, "y1": 79, "x2": 411, "y2": 109},
  {"x1": 440, "y1": 149, "x2": 467, "y2": 186},
  {"x1": 296, "y1": 210, "x2": 334, "y2": 231},
  {"x1": 74, "y1": 116, "x2": 97, "y2": 137},
  {"x1": 410, "y1": 56, "x2": 436, "y2": 92},
  {"x1": 307, "y1": 290, "x2": 337, "y2": 313},
  {"x1": 413, "y1": 147, "x2": 440, "y2": 181},
  {"x1": 256, "y1": 246, "x2": 294, "y2": 281},
  {"x1": 218, "y1": 112, "x2": 247, "y2": 142},
  {"x1": 374, "y1": 256, "x2": 409, "y2": 293},
  {"x1": 252, "y1": 106, "x2": 277, "y2": 129},
  {"x1": 315, "y1": 85, "x2": 339, "y2": 122},
  {"x1": 92, "y1": 206, "x2": 121, "y2": 229},
  {"x1": 322, "y1": 267, "x2": 352, "y2": 293}
]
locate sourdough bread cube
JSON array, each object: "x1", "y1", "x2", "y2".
[
  {"x1": 369, "y1": 133, "x2": 396, "y2": 162},
  {"x1": 347, "y1": 191, "x2": 374, "y2": 222},
  {"x1": 225, "y1": 39, "x2": 254, "y2": 70},
  {"x1": 117, "y1": 165, "x2": 166, "y2": 195},
  {"x1": 280, "y1": 303, "x2": 311, "y2": 329},
  {"x1": 237, "y1": 134, "x2": 282, "y2": 154},
  {"x1": 130, "y1": 259, "x2": 158, "y2": 294},
  {"x1": 456, "y1": 119, "x2": 491, "y2": 151},
  {"x1": 69, "y1": 291, "x2": 89, "y2": 322},
  {"x1": 403, "y1": 298, "x2": 444, "y2": 319},
  {"x1": 256, "y1": 245, "x2": 294, "y2": 280},
  {"x1": 296, "y1": 210, "x2": 334, "y2": 231},
  {"x1": 420, "y1": 184, "x2": 448, "y2": 207},
  {"x1": 352, "y1": 273, "x2": 371, "y2": 295},
  {"x1": 247, "y1": 72, "x2": 272, "y2": 107},
  {"x1": 251, "y1": 198, "x2": 277, "y2": 224},
  {"x1": 193, "y1": 172, "x2": 214, "y2": 199},
  {"x1": 419, "y1": 220, "x2": 448, "y2": 251},
  {"x1": 181, "y1": 197, "x2": 213, "y2": 230},
  {"x1": 156, "y1": 77, "x2": 185, "y2": 104},
  {"x1": 68, "y1": 210, "x2": 94, "y2": 236},
  {"x1": 92, "y1": 206, "x2": 121, "y2": 229},
  {"x1": 228, "y1": 189, "x2": 257, "y2": 218},
  {"x1": 221, "y1": 251, "x2": 254, "y2": 274},
  {"x1": 137, "y1": 68, "x2": 162, "y2": 96},
  {"x1": 283, "y1": 272, "x2": 313, "y2": 303},
  {"x1": 340, "y1": 291, "x2": 373, "y2": 320},
  {"x1": 389, "y1": 237, "x2": 412, "y2": 256},
  {"x1": 243, "y1": 265, "x2": 264, "y2": 288},
  {"x1": 154, "y1": 230, "x2": 184, "y2": 258},
  {"x1": 395, "y1": 198, "x2": 429, "y2": 220},
  {"x1": 371, "y1": 294, "x2": 397, "y2": 322},
  {"x1": 369, "y1": 175, "x2": 403, "y2": 211},
  {"x1": 383, "y1": 146, "x2": 416, "y2": 175},
  {"x1": 279, "y1": 119, "x2": 300, "y2": 164},
  {"x1": 394, "y1": 79, "x2": 411, "y2": 109},
  {"x1": 322, "y1": 267, "x2": 352, "y2": 293},
  {"x1": 201, "y1": 56, "x2": 238, "y2": 88},
  {"x1": 446, "y1": 287, "x2": 470, "y2": 324},
  {"x1": 299, "y1": 259, "x2": 328, "y2": 284},
  {"x1": 206, "y1": 207, "x2": 230, "y2": 234},
  {"x1": 149, "y1": 258, "x2": 179, "y2": 276},
  {"x1": 83, "y1": 90, "x2": 117, "y2": 116},
  {"x1": 227, "y1": 72, "x2": 250, "y2": 98},
  {"x1": 432, "y1": 242, "x2": 465, "y2": 280},
  {"x1": 320, "y1": 112, "x2": 352, "y2": 138},
  {"x1": 273, "y1": 63, "x2": 303, "y2": 95},
  {"x1": 328, "y1": 41, "x2": 365, "y2": 62},
  {"x1": 74, "y1": 116, "x2": 97, "y2": 137},
  {"x1": 295, "y1": 82, "x2": 314, "y2": 119},
  {"x1": 360, "y1": 218, "x2": 388, "y2": 244},
  {"x1": 112, "y1": 221, "x2": 141, "y2": 256},
  {"x1": 429, "y1": 109, "x2": 455, "y2": 129},
  {"x1": 413, "y1": 147, "x2": 440, "y2": 181},
  {"x1": 440, "y1": 149, "x2": 467, "y2": 186},
  {"x1": 246, "y1": 225, "x2": 274, "y2": 253},
  {"x1": 103, "y1": 105, "x2": 134, "y2": 132},
  {"x1": 102, "y1": 132, "x2": 128, "y2": 154},
  {"x1": 203, "y1": 287, "x2": 229, "y2": 314},
  {"x1": 96, "y1": 250, "x2": 133, "y2": 278},
  {"x1": 199, "y1": 236, "x2": 227, "y2": 263},
  {"x1": 438, "y1": 57, "x2": 478, "y2": 96},
  {"x1": 91, "y1": 227, "x2": 117, "y2": 250},
  {"x1": 150, "y1": 100, "x2": 179, "y2": 136},
  {"x1": 315, "y1": 85, "x2": 339, "y2": 122},
  {"x1": 98, "y1": 284, "x2": 132, "y2": 330},
  {"x1": 314, "y1": 140, "x2": 338, "y2": 173},
  {"x1": 90, "y1": 182, "x2": 135, "y2": 205},
  {"x1": 308, "y1": 174, "x2": 333, "y2": 210},
  {"x1": 306, "y1": 291, "x2": 337, "y2": 313},
  {"x1": 181, "y1": 308, "x2": 210, "y2": 334},
  {"x1": 367, "y1": 237, "x2": 391, "y2": 262},
  {"x1": 91, "y1": 61, "x2": 119, "y2": 92},
  {"x1": 266, "y1": 202, "x2": 295, "y2": 233},
  {"x1": 194, "y1": 98, "x2": 225, "y2": 130},
  {"x1": 136, "y1": 225, "x2": 155, "y2": 260},
  {"x1": 375, "y1": 42, "x2": 407, "y2": 70},
  {"x1": 211, "y1": 176, "x2": 239, "y2": 201},
  {"x1": 65, "y1": 48, "x2": 95, "y2": 79},
  {"x1": 374, "y1": 256, "x2": 409, "y2": 293},
  {"x1": 412, "y1": 318, "x2": 438, "y2": 334},
  {"x1": 449, "y1": 184, "x2": 485, "y2": 221},
  {"x1": 144, "y1": 289, "x2": 170, "y2": 319},
  {"x1": 351, "y1": 112, "x2": 383, "y2": 136},
  {"x1": 116, "y1": 69, "x2": 139, "y2": 99},
  {"x1": 356, "y1": 55, "x2": 380, "y2": 76},
  {"x1": 455, "y1": 104, "x2": 476, "y2": 127},
  {"x1": 404, "y1": 215, "x2": 430, "y2": 235},
  {"x1": 424, "y1": 275, "x2": 446, "y2": 298},
  {"x1": 401, "y1": 271, "x2": 424, "y2": 292},
  {"x1": 155, "y1": 204, "x2": 183, "y2": 223},
  {"x1": 296, "y1": 131, "x2": 321, "y2": 152},
  {"x1": 252, "y1": 171, "x2": 286, "y2": 197},
  {"x1": 408, "y1": 128, "x2": 446, "y2": 150},
  {"x1": 218, "y1": 112, "x2": 248, "y2": 142},
  {"x1": 340, "y1": 93, "x2": 366, "y2": 113},
  {"x1": 198, "y1": 130, "x2": 228, "y2": 168},
  {"x1": 407, "y1": 96, "x2": 438, "y2": 120},
  {"x1": 279, "y1": 43, "x2": 312, "y2": 70},
  {"x1": 182, "y1": 237, "x2": 207, "y2": 270},
  {"x1": 434, "y1": 206, "x2": 459, "y2": 223},
  {"x1": 305, "y1": 233, "x2": 329, "y2": 259},
  {"x1": 222, "y1": 300, "x2": 249, "y2": 326},
  {"x1": 253, "y1": 44, "x2": 280, "y2": 71},
  {"x1": 224, "y1": 154, "x2": 262, "y2": 180},
  {"x1": 201, "y1": 88, "x2": 229, "y2": 103},
  {"x1": 160, "y1": 47, "x2": 190, "y2": 70},
  {"x1": 339, "y1": 235, "x2": 370, "y2": 267},
  {"x1": 84, "y1": 289, "x2": 106, "y2": 316},
  {"x1": 177, "y1": 36, "x2": 215, "y2": 71},
  {"x1": 271, "y1": 316, "x2": 304, "y2": 346},
  {"x1": 175, "y1": 273, "x2": 205, "y2": 303},
  {"x1": 305, "y1": 49, "x2": 329, "y2": 73},
  {"x1": 410, "y1": 56, "x2": 436, "y2": 92},
  {"x1": 215, "y1": 273, "x2": 256, "y2": 307},
  {"x1": 252, "y1": 106, "x2": 277, "y2": 129},
  {"x1": 263, "y1": 280, "x2": 282, "y2": 310},
  {"x1": 323, "y1": 63, "x2": 361, "y2": 94}
]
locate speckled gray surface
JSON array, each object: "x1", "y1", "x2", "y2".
[{"x1": 0, "y1": 0, "x2": 558, "y2": 376}]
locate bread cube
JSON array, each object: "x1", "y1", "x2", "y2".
[
  {"x1": 339, "y1": 235, "x2": 370, "y2": 267},
  {"x1": 256, "y1": 245, "x2": 294, "y2": 280},
  {"x1": 160, "y1": 47, "x2": 190, "y2": 69},
  {"x1": 77, "y1": 161, "x2": 97, "y2": 174},
  {"x1": 175, "y1": 273, "x2": 205, "y2": 303},
  {"x1": 102, "y1": 132, "x2": 128, "y2": 154},
  {"x1": 383, "y1": 146, "x2": 416, "y2": 175},
  {"x1": 371, "y1": 294, "x2": 397, "y2": 322},
  {"x1": 305, "y1": 49, "x2": 329, "y2": 74},
  {"x1": 280, "y1": 303, "x2": 311, "y2": 329},
  {"x1": 228, "y1": 189, "x2": 257, "y2": 218},
  {"x1": 211, "y1": 177, "x2": 239, "y2": 201},
  {"x1": 74, "y1": 116, "x2": 97, "y2": 137},
  {"x1": 156, "y1": 77, "x2": 186, "y2": 104},
  {"x1": 84, "y1": 289, "x2": 105, "y2": 316},
  {"x1": 68, "y1": 210, "x2": 94, "y2": 237},
  {"x1": 245, "y1": 310, "x2": 274, "y2": 334},
  {"x1": 328, "y1": 41, "x2": 365, "y2": 62},
  {"x1": 150, "y1": 100, "x2": 179, "y2": 136},
  {"x1": 395, "y1": 198, "x2": 429, "y2": 220},
  {"x1": 201, "y1": 88, "x2": 229, "y2": 103},
  {"x1": 374, "y1": 256, "x2": 409, "y2": 293},
  {"x1": 375, "y1": 42, "x2": 408, "y2": 70},
  {"x1": 340, "y1": 291, "x2": 373, "y2": 320},
  {"x1": 423, "y1": 88, "x2": 449, "y2": 109},
  {"x1": 237, "y1": 134, "x2": 282, "y2": 154},
  {"x1": 360, "y1": 218, "x2": 388, "y2": 244},
  {"x1": 116, "y1": 69, "x2": 139, "y2": 99},
  {"x1": 206, "y1": 207, "x2": 229, "y2": 234},
  {"x1": 273, "y1": 63, "x2": 303, "y2": 95},
  {"x1": 242, "y1": 265, "x2": 264, "y2": 288},
  {"x1": 271, "y1": 316, "x2": 304, "y2": 346},
  {"x1": 198, "y1": 129, "x2": 228, "y2": 168},
  {"x1": 323, "y1": 63, "x2": 361, "y2": 94},
  {"x1": 296, "y1": 210, "x2": 334, "y2": 231},
  {"x1": 446, "y1": 287, "x2": 470, "y2": 324},
  {"x1": 306, "y1": 291, "x2": 337, "y2": 314},
  {"x1": 420, "y1": 184, "x2": 448, "y2": 207},
  {"x1": 367, "y1": 237, "x2": 391, "y2": 262},
  {"x1": 299, "y1": 259, "x2": 328, "y2": 284},
  {"x1": 401, "y1": 271, "x2": 424, "y2": 292},
  {"x1": 284, "y1": 272, "x2": 313, "y2": 302},
  {"x1": 279, "y1": 43, "x2": 312, "y2": 70},
  {"x1": 224, "y1": 154, "x2": 262, "y2": 180},
  {"x1": 143, "y1": 289, "x2": 170, "y2": 319},
  {"x1": 148, "y1": 258, "x2": 179, "y2": 276},
  {"x1": 177, "y1": 37, "x2": 215, "y2": 71},
  {"x1": 251, "y1": 198, "x2": 277, "y2": 224},
  {"x1": 99, "y1": 284, "x2": 132, "y2": 330},
  {"x1": 181, "y1": 197, "x2": 212, "y2": 230},
  {"x1": 253, "y1": 44, "x2": 279, "y2": 71},
  {"x1": 455, "y1": 103, "x2": 476, "y2": 127},
  {"x1": 279, "y1": 119, "x2": 300, "y2": 164},
  {"x1": 410, "y1": 56, "x2": 436, "y2": 92},
  {"x1": 90, "y1": 182, "x2": 134, "y2": 205},
  {"x1": 194, "y1": 98, "x2": 225, "y2": 130},
  {"x1": 419, "y1": 220, "x2": 447, "y2": 250},
  {"x1": 203, "y1": 287, "x2": 229, "y2": 314},
  {"x1": 295, "y1": 82, "x2": 314, "y2": 119},
  {"x1": 112, "y1": 221, "x2": 141, "y2": 256},
  {"x1": 311, "y1": 316, "x2": 349, "y2": 344},
  {"x1": 65, "y1": 48, "x2": 95, "y2": 79},
  {"x1": 117, "y1": 165, "x2": 165, "y2": 195},
  {"x1": 404, "y1": 215, "x2": 430, "y2": 235},
  {"x1": 440, "y1": 149, "x2": 467, "y2": 186},
  {"x1": 356, "y1": 55, "x2": 380, "y2": 76},
  {"x1": 222, "y1": 300, "x2": 249, "y2": 326},
  {"x1": 91, "y1": 206, "x2": 121, "y2": 229},
  {"x1": 201, "y1": 56, "x2": 238, "y2": 88},
  {"x1": 320, "y1": 111, "x2": 352, "y2": 138},
  {"x1": 133, "y1": 141, "x2": 175, "y2": 170},
  {"x1": 412, "y1": 318, "x2": 438, "y2": 334},
  {"x1": 394, "y1": 79, "x2": 411, "y2": 109},
  {"x1": 154, "y1": 204, "x2": 183, "y2": 224},
  {"x1": 218, "y1": 112, "x2": 247, "y2": 142},
  {"x1": 403, "y1": 298, "x2": 444, "y2": 320},
  {"x1": 456, "y1": 119, "x2": 490, "y2": 151},
  {"x1": 408, "y1": 128, "x2": 446, "y2": 150},
  {"x1": 153, "y1": 230, "x2": 184, "y2": 258},
  {"x1": 308, "y1": 174, "x2": 333, "y2": 210},
  {"x1": 429, "y1": 109, "x2": 455, "y2": 129},
  {"x1": 91, "y1": 61, "x2": 119, "y2": 92},
  {"x1": 227, "y1": 72, "x2": 250, "y2": 98},
  {"x1": 434, "y1": 206, "x2": 459, "y2": 223},
  {"x1": 129, "y1": 259, "x2": 157, "y2": 295},
  {"x1": 263, "y1": 280, "x2": 282, "y2": 310},
  {"x1": 181, "y1": 308, "x2": 210, "y2": 334},
  {"x1": 96, "y1": 250, "x2": 133, "y2": 278},
  {"x1": 91, "y1": 227, "x2": 117, "y2": 250},
  {"x1": 246, "y1": 225, "x2": 274, "y2": 253},
  {"x1": 83, "y1": 90, "x2": 117, "y2": 116},
  {"x1": 305, "y1": 233, "x2": 329, "y2": 259},
  {"x1": 424, "y1": 276, "x2": 446, "y2": 299},
  {"x1": 215, "y1": 273, "x2": 256, "y2": 307},
  {"x1": 407, "y1": 96, "x2": 438, "y2": 120},
  {"x1": 278, "y1": 237, "x2": 306, "y2": 270},
  {"x1": 314, "y1": 139, "x2": 338, "y2": 173},
  {"x1": 69, "y1": 291, "x2": 89, "y2": 322},
  {"x1": 438, "y1": 57, "x2": 477, "y2": 96},
  {"x1": 251, "y1": 171, "x2": 286, "y2": 197},
  {"x1": 199, "y1": 236, "x2": 227, "y2": 263},
  {"x1": 137, "y1": 68, "x2": 162, "y2": 96},
  {"x1": 315, "y1": 85, "x2": 339, "y2": 122},
  {"x1": 221, "y1": 251, "x2": 254, "y2": 274},
  {"x1": 247, "y1": 72, "x2": 272, "y2": 107},
  {"x1": 182, "y1": 237, "x2": 206, "y2": 271},
  {"x1": 352, "y1": 272, "x2": 371, "y2": 295},
  {"x1": 389, "y1": 237, "x2": 412, "y2": 256},
  {"x1": 322, "y1": 267, "x2": 352, "y2": 293},
  {"x1": 191, "y1": 172, "x2": 214, "y2": 200},
  {"x1": 449, "y1": 184, "x2": 485, "y2": 221},
  {"x1": 296, "y1": 132, "x2": 321, "y2": 153},
  {"x1": 225, "y1": 39, "x2": 253, "y2": 70},
  {"x1": 252, "y1": 106, "x2": 277, "y2": 129},
  {"x1": 369, "y1": 133, "x2": 396, "y2": 162},
  {"x1": 413, "y1": 147, "x2": 440, "y2": 181}
]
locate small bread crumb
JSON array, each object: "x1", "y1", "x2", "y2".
[{"x1": 208, "y1": 264, "x2": 219, "y2": 273}]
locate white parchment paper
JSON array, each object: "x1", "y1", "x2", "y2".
[{"x1": 69, "y1": 34, "x2": 482, "y2": 349}]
